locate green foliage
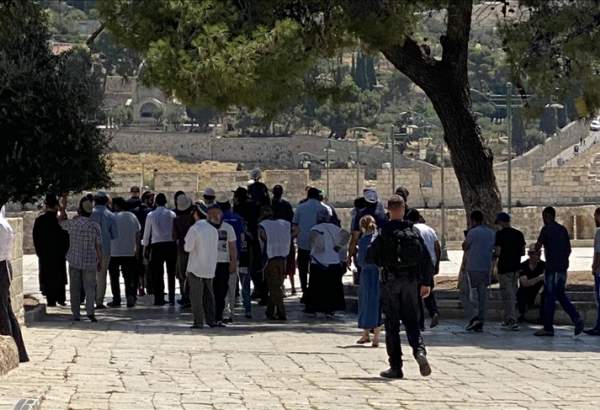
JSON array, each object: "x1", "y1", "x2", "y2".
[
  {"x1": 0, "y1": 0, "x2": 111, "y2": 206},
  {"x1": 502, "y1": 1, "x2": 600, "y2": 115},
  {"x1": 90, "y1": 31, "x2": 141, "y2": 77}
]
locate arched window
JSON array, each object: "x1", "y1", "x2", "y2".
[{"x1": 139, "y1": 102, "x2": 160, "y2": 118}]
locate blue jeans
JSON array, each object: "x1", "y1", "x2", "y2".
[
  {"x1": 239, "y1": 268, "x2": 252, "y2": 314},
  {"x1": 594, "y1": 274, "x2": 600, "y2": 330},
  {"x1": 543, "y1": 271, "x2": 581, "y2": 331}
]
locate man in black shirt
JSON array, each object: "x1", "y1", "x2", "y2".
[
  {"x1": 517, "y1": 245, "x2": 545, "y2": 323},
  {"x1": 368, "y1": 195, "x2": 433, "y2": 380},
  {"x1": 494, "y1": 212, "x2": 525, "y2": 331}
]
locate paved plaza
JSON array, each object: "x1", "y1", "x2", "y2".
[{"x1": 1, "y1": 257, "x2": 600, "y2": 410}]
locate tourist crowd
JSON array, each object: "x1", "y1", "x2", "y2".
[{"x1": 2, "y1": 166, "x2": 600, "y2": 378}]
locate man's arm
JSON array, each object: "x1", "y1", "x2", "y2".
[
  {"x1": 109, "y1": 214, "x2": 119, "y2": 240},
  {"x1": 347, "y1": 231, "x2": 360, "y2": 265},
  {"x1": 142, "y1": 214, "x2": 152, "y2": 246},
  {"x1": 183, "y1": 227, "x2": 195, "y2": 253}
]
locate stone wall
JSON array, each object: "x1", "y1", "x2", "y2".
[{"x1": 7, "y1": 218, "x2": 24, "y2": 323}]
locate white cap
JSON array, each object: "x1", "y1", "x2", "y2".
[
  {"x1": 363, "y1": 188, "x2": 378, "y2": 204},
  {"x1": 203, "y1": 187, "x2": 216, "y2": 197}
]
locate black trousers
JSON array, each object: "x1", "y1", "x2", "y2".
[
  {"x1": 213, "y1": 263, "x2": 230, "y2": 322},
  {"x1": 0, "y1": 261, "x2": 28, "y2": 362},
  {"x1": 297, "y1": 248, "x2": 311, "y2": 295},
  {"x1": 249, "y1": 238, "x2": 266, "y2": 301},
  {"x1": 108, "y1": 256, "x2": 138, "y2": 304},
  {"x1": 517, "y1": 281, "x2": 544, "y2": 319},
  {"x1": 381, "y1": 275, "x2": 426, "y2": 370},
  {"x1": 150, "y1": 242, "x2": 177, "y2": 304},
  {"x1": 418, "y1": 286, "x2": 439, "y2": 329}
]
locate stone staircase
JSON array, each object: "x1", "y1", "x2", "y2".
[
  {"x1": 588, "y1": 153, "x2": 600, "y2": 182},
  {"x1": 344, "y1": 284, "x2": 598, "y2": 325}
]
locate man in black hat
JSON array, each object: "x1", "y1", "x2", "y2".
[{"x1": 33, "y1": 193, "x2": 70, "y2": 307}]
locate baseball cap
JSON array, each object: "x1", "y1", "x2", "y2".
[
  {"x1": 363, "y1": 188, "x2": 378, "y2": 204},
  {"x1": 203, "y1": 187, "x2": 216, "y2": 198},
  {"x1": 495, "y1": 212, "x2": 511, "y2": 223},
  {"x1": 176, "y1": 195, "x2": 192, "y2": 212}
]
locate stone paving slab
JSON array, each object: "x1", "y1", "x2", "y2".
[{"x1": 2, "y1": 295, "x2": 600, "y2": 410}]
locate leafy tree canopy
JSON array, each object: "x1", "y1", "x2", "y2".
[{"x1": 0, "y1": 0, "x2": 111, "y2": 206}]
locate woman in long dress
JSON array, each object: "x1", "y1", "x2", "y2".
[
  {"x1": 356, "y1": 215, "x2": 381, "y2": 347},
  {"x1": 305, "y1": 208, "x2": 349, "y2": 317}
]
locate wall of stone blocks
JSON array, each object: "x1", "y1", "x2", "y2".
[
  {"x1": 263, "y1": 170, "x2": 310, "y2": 204},
  {"x1": 108, "y1": 172, "x2": 143, "y2": 196},
  {"x1": 154, "y1": 173, "x2": 198, "y2": 197},
  {"x1": 7, "y1": 218, "x2": 24, "y2": 323},
  {"x1": 310, "y1": 169, "x2": 365, "y2": 205}
]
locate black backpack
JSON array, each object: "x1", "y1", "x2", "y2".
[{"x1": 381, "y1": 224, "x2": 424, "y2": 271}]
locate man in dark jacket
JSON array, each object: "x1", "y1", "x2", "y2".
[
  {"x1": 368, "y1": 195, "x2": 433, "y2": 379},
  {"x1": 33, "y1": 193, "x2": 69, "y2": 306}
]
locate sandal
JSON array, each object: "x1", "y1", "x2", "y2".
[{"x1": 356, "y1": 336, "x2": 370, "y2": 344}]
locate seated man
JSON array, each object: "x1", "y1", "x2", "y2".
[{"x1": 516, "y1": 244, "x2": 545, "y2": 323}]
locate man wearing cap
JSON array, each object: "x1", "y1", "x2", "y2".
[
  {"x1": 91, "y1": 191, "x2": 119, "y2": 309},
  {"x1": 59, "y1": 195, "x2": 103, "y2": 322},
  {"x1": 202, "y1": 187, "x2": 216, "y2": 206},
  {"x1": 248, "y1": 168, "x2": 270, "y2": 206},
  {"x1": 234, "y1": 187, "x2": 265, "y2": 305},
  {"x1": 494, "y1": 212, "x2": 526, "y2": 331},
  {"x1": 108, "y1": 197, "x2": 141, "y2": 308},
  {"x1": 173, "y1": 194, "x2": 195, "y2": 308},
  {"x1": 219, "y1": 194, "x2": 245, "y2": 323},
  {"x1": 142, "y1": 193, "x2": 177, "y2": 306},
  {"x1": 33, "y1": 193, "x2": 70, "y2": 307},
  {"x1": 293, "y1": 187, "x2": 331, "y2": 302},
  {"x1": 348, "y1": 188, "x2": 387, "y2": 268}
]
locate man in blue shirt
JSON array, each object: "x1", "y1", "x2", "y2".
[
  {"x1": 219, "y1": 196, "x2": 245, "y2": 322},
  {"x1": 462, "y1": 210, "x2": 495, "y2": 332},
  {"x1": 534, "y1": 207, "x2": 584, "y2": 336},
  {"x1": 91, "y1": 191, "x2": 118, "y2": 309},
  {"x1": 293, "y1": 187, "x2": 330, "y2": 302}
]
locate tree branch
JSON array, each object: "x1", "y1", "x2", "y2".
[
  {"x1": 86, "y1": 22, "x2": 105, "y2": 47},
  {"x1": 380, "y1": 36, "x2": 440, "y2": 93},
  {"x1": 440, "y1": 0, "x2": 472, "y2": 81}
]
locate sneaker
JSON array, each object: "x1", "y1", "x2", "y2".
[
  {"x1": 501, "y1": 320, "x2": 519, "y2": 331},
  {"x1": 222, "y1": 318, "x2": 233, "y2": 324},
  {"x1": 510, "y1": 321, "x2": 520, "y2": 331},
  {"x1": 95, "y1": 304, "x2": 107, "y2": 310},
  {"x1": 473, "y1": 322, "x2": 484, "y2": 332},
  {"x1": 415, "y1": 353, "x2": 431, "y2": 377},
  {"x1": 430, "y1": 313, "x2": 440, "y2": 328},
  {"x1": 465, "y1": 318, "x2": 481, "y2": 331},
  {"x1": 380, "y1": 368, "x2": 403, "y2": 379},
  {"x1": 107, "y1": 301, "x2": 121, "y2": 308},
  {"x1": 534, "y1": 329, "x2": 554, "y2": 337},
  {"x1": 87, "y1": 315, "x2": 98, "y2": 323},
  {"x1": 574, "y1": 319, "x2": 585, "y2": 336},
  {"x1": 215, "y1": 321, "x2": 227, "y2": 327},
  {"x1": 583, "y1": 328, "x2": 600, "y2": 336}
]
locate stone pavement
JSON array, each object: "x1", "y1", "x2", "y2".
[{"x1": 2, "y1": 291, "x2": 600, "y2": 409}]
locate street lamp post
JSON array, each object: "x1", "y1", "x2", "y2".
[
  {"x1": 324, "y1": 141, "x2": 335, "y2": 199},
  {"x1": 356, "y1": 138, "x2": 360, "y2": 197},
  {"x1": 439, "y1": 141, "x2": 449, "y2": 261},
  {"x1": 390, "y1": 125, "x2": 395, "y2": 193},
  {"x1": 506, "y1": 82, "x2": 513, "y2": 213}
]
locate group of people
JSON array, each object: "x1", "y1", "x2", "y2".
[
  {"x1": 461, "y1": 206, "x2": 600, "y2": 337},
  {"x1": 2, "y1": 168, "x2": 600, "y2": 379}
]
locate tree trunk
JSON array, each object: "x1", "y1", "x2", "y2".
[{"x1": 426, "y1": 82, "x2": 502, "y2": 224}]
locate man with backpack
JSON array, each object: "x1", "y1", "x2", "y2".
[{"x1": 368, "y1": 195, "x2": 433, "y2": 379}]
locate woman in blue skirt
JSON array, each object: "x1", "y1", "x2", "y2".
[{"x1": 356, "y1": 215, "x2": 381, "y2": 347}]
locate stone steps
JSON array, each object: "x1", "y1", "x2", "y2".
[{"x1": 344, "y1": 285, "x2": 599, "y2": 325}]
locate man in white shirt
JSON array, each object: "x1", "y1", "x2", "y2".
[
  {"x1": 259, "y1": 206, "x2": 291, "y2": 320},
  {"x1": 207, "y1": 205, "x2": 237, "y2": 326},
  {"x1": 185, "y1": 205, "x2": 218, "y2": 328},
  {"x1": 0, "y1": 205, "x2": 29, "y2": 362},
  {"x1": 142, "y1": 193, "x2": 177, "y2": 306},
  {"x1": 406, "y1": 209, "x2": 441, "y2": 329},
  {"x1": 108, "y1": 197, "x2": 141, "y2": 308}
]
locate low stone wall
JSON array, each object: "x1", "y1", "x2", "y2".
[
  {"x1": 7, "y1": 218, "x2": 24, "y2": 322},
  {"x1": 0, "y1": 336, "x2": 18, "y2": 376}
]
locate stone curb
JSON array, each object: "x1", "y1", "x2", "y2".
[{"x1": 0, "y1": 336, "x2": 18, "y2": 376}]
